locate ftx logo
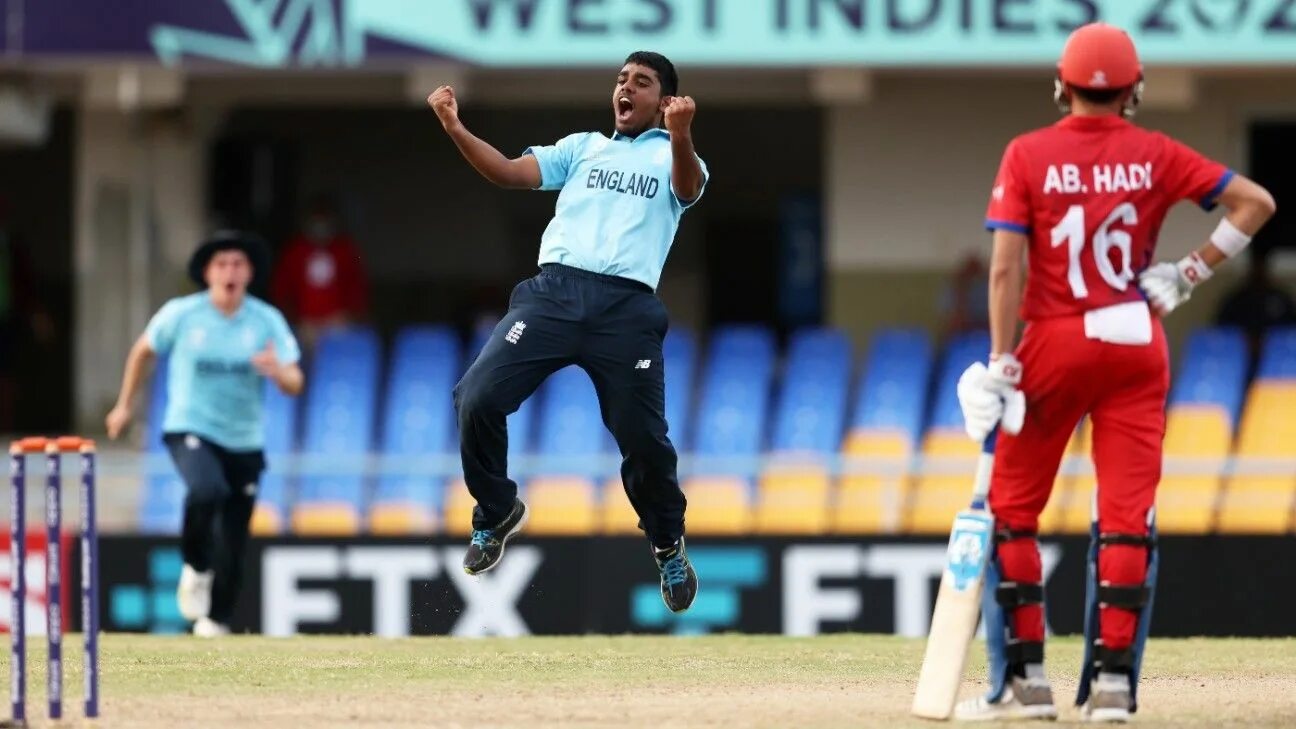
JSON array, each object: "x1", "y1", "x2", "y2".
[
  {"x1": 109, "y1": 547, "x2": 188, "y2": 634},
  {"x1": 631, "y1": 547, "x2": 766, "y2": 634}
]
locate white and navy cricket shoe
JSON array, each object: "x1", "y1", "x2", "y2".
[
  {"x1": 955, "y1": 676, "x2": 1059, "y2": 722},
  {"x1": 177, "y1": 564, "x2": 213, "y2": 622},
  {"x1": 1081, "y1": 672, "x2": 1132, "y2": 723}
]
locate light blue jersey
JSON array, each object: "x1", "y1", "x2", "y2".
[
  {"x1": 526, "y1": 128, "x2": 709, "y2": 290},
  {"x1": 145, "y1": 292, "x2": 300, "y2": 451}
]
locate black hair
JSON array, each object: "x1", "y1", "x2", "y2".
[
  {"x1": 623, "y1": 51, "x2": 678, "y2": 97},
  {"x1": 1072, "y1": 86, "x2": 1125, "y2": 105}
]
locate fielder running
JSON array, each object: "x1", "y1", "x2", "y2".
[
  {"x1": 955, "y1": 23, "x2": 1276, "y2": 722},
  {"x1": 428, "y1": 51, "x2": 707, "y2": 612},
  {"x1": 106, "y1": 232, "x2": 304, "y2": 636}
]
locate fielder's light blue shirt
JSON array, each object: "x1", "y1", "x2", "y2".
[
  {"x1": 526, "y1": 128, "x2": 709, "y2": 290},
  {"x1": 145, "y1": 292, "x2": 300, "y2": 451}
]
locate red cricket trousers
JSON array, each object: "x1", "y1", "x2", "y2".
[{"x1": 988, "y1": 313, "x2": 1169, "y2": 652}]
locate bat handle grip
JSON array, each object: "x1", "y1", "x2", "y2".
[{"x1": 969, "y1": 430, "x2": 999, "y2": 508}]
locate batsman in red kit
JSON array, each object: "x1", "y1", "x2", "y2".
[{"x1": 953, "y1": 23, "x2": 1276, "y2": 723}]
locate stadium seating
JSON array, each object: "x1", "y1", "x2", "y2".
[
  {"x1": 291, "y1": 329, "x2": 381, "y2": 535},
  {"x1": 834, "y1": 329, "x2": 932, "y2": 534},
  {"x1": 134, "y1": 322, "x2": 1296, "y2": 537},
  {"x1": 536, "y1": 365, "x2": 610, "y2": 477},
  {"x1": 1218, "y1": 329, "x2": 1296, "y2": 533},
  {"x1": 684, "y1": 326, "x2": 774, "y2": 533},
  {"x1": 1154, "y1": 328, "x2": 1245, "y2": 533},
  {"x1": 369, "y1": 326, "x2": 459, "y2": 535},
  {"x1": 910, "y1": 331, "x2": 988, "y2": 533},
  {"x1": 138, "y1": 355, "x2": 185, "y2": 534}
]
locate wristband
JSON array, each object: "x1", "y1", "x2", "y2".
[{"x1": 1209, "y1": 217, "x2": 1252, "y2": 258}]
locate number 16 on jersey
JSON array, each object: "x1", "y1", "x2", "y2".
[{"x1": 911, "y1": 434, "x2": 997, "y2": 720}]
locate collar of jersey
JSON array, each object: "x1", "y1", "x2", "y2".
[
  {"x1": 205, "y1": 294, "x2": 247, "y2": 320},
  {"x1": 610, "y1": 128, "x2": 670, "y2": 143},
  {"x1": 1057, "y1": 114, "x2": 1129, "y2": 131}
]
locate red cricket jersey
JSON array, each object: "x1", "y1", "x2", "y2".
[{"x1": 985, "y1": 115, "x2": 1232, "y2": 321}]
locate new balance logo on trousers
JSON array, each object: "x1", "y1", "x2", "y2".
[{"x1": 635, "y1": 360, "x2": 652, "y2": 369}]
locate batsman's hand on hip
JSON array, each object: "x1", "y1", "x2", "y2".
[
  {"x1": 105, "y1": 404, "x2": 132, "y2": 440},
  {"x1": 663, "y1": 96, "x2": 696, "y2": 135},
  {"x1": 957, "y1": 354, "x2": 1026, "y2": 442},
  {"x1": 1139, "y1": 253, "x2": 1211, "y2": 317},
  {"x1": 427, "y1": 85, "x2": 460, "y2": 130}
]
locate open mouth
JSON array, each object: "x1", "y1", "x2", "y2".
[
  {"x1": 224, "y1": 282, "x2": 237, "y2": 294},
  {"x1": 616, "y1": 96, "x2": 634, "y2": 122}
]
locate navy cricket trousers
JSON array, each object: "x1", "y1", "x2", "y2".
[
  {"x1": 164, "y1": 432, "x2": 264, "y2": 623},
  {"x1": 454, "y1": 263, "x2": 686, "y2": 547}
]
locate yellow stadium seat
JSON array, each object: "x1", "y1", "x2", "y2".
[
  {"x1": 755, "y1": 468, "x2": 830, "y2": 534},
  {"x1": 442, "y1": 479, "x2": 476, "y2": 536},
  {"x1": 1163, "y1": 407, "x2": 1232, "y2": 456},
  {"x1": 250, "y1": 503, "x2": 283, "y2": 536},
  {"x1": 833, "y1": 475, "x2": 908, "y2": 534},
  {"x1": 683, "y1": 477, "x2": 752, "y2": 535},
  {"x1": 908, "y1": 428, "x2": 982, "y2": 533},
  {"x1": 1217, "y1": 476, "x2": 1296, "y2": 534},
  {"x1": 368, "y1": 502, "x2": 437, "y2": 536},
  {"x1": 291, "y1": 503, "x2": 361, "y2": 536},
  {"x1": 922, "y1": 428, "x2": 980, "y2": 458},
  {"x1": 1059, "y1": 474, "x2": 1096, "y2": 534},
  {"x1": 599, "y1": 478, "x2": 642, "y2": 535},
  {"x1": 1234, "y1": 384, "x2": 1296, "y2": 457},
  {"x1": 843, "y1": 429, "x2": 912, "y2": 457},
  {"x1": 908, "y1": 473, "x2": 976, "y2": 534},
  {"x1": 527, "y1": 477, "x2": 597, "y2": 535},
  {"x1": 1155, "y1": 476, "x2": 1221, "y2": 534}
]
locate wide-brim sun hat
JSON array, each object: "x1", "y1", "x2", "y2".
[{"x1": 187, "y1": 230, "x2": 271, "y2": 291}]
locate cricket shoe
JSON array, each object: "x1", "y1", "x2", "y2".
[
  {"x1": 955, "y1": 677, "x2": 1059, "y2": 722},
  {"x1": 177, "y1": 564, "x2": 213, "y2": 621},
  {"x1": 192, "y1": 617, "x2": 230, "y2": 638},
  {"x1": 653, "y1": 538, "x2": 698, "y2": 613},
  {"x1": 1081, "y1": 672, "x2": 1132, "y2": 723},
  {"x1": 462, "y1": 498, "x2": 528, "y2": 575}
]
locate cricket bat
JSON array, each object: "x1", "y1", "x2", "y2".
[{"x1": 911, "y1": 433, "x2": 997, "y2": 720}]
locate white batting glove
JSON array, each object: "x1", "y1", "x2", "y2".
[
  {"x1": 1139, "y1": 253, "x2": 1213, "y2": 317},
  {"x1": 957, "y1": 356, "x2": 1026, "y2": 443}
]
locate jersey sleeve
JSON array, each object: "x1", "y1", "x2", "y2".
[
  {"x1": 523, "y1": 133, "x2": 587, "y2": 191},
  {"x1": 265, "y1": 307, "x2": 302, "y2": 366},
  {"x1": 144, "y1": 299, "x2": 186, "y2": 355},
  {"x1": 1162, "y1": 137, "x2": 1234, "y2": 211},
  {"x1": 984, "y1": 139, "x2": 1032, "y2": 234},
  {"x1": 673, "y1": 154, "x2": 710, "y2": 210}
]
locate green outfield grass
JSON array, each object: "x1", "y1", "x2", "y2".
[{"x1": 4, "y1": 634, "x2": 1294, "y2": 727}]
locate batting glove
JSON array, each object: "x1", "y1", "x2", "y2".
[
  {"x1": 1139, "y1": 253, "x2": 1213, "y2": 317},
  {"x1": 957, "y1": 357, "x2": 1026, "y2": 443}
]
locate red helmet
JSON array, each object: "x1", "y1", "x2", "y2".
[{"x1": 1058, "y1": 23, "x2": 1142, "y2": 90}]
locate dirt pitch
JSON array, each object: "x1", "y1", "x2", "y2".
[{"x1": 2, "y1": 634, "x2": 1294, "y2": 727}]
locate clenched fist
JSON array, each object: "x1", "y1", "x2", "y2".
[
  {"x1": 427, "y1": 85, "x2": 460, "y2": 129},
  {"x1": 663, "y1": 96, "x2": 696, "y2": 136}
]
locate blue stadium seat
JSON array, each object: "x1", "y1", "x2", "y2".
[
  {"x1": 693, "y1": 325, "x2": 776, "y2": 475},
  {"x1": 1258, "y1": 326, "x2": 1296, "y2": 379},
  {"x1": 664, "y1": 328, "x2": 697, "y2": 448},
  {"x1": 536, "y1": 365, "x2": 610, "y2": 477},
  {"x1": 293, "y1": 328, "x2": 381, "y2": 534},
  {"x1": 253, "y1": 375, "x2": 300, "y2": 533},
  {"x1": 371, "y1": 326, "x2": 460, "y2": 531},
  {"x1": 1171, "y1": 327, "x2": 1247, "y2": 427},
  {"x1": 848, "y1": 328, "x2": 933, "y2": 452},
  {"x1": 771, "y1": 328, "x2": 851, "y2": 454},
  {"x1": 929, "y1": 331, "x2": 990, "y2": 432},
  {"x1": 139, "y1": 356, "x2": 184, "y2": 534}
]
